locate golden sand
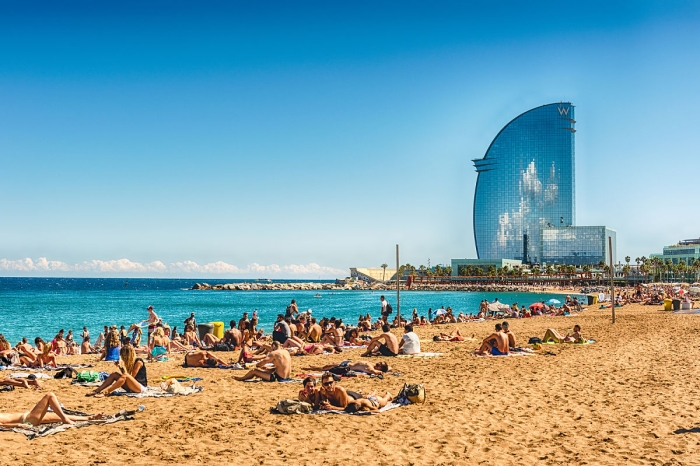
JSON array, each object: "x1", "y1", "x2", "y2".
[{"x1": 1, "y1": 303, "x2": 699, "y2": 465}]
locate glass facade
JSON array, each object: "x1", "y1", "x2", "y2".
[
  {"x1": 473, "y1": 103, "x2": 576, "y2": 263},
  {"x1": 540, "y1": 227, "x2": 616, "y2": 266}
]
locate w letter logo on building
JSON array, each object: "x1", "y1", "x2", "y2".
[{"x1": 558, "y1": 107, "x2": 569, "y2": 116}]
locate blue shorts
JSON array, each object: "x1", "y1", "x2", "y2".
[{"x1": 491, "y1": 347, "x2": 506, "y2": 356}]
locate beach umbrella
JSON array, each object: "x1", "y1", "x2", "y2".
[
  {"x1": 546, "y1": 298, "x2": 561, "y2": 305},
  {"x1": 689, "y1": 287, "x2": 700, "y2": 293},
  {"x1": 435, "y1": 309, "x2": 447, "y2": 316},
  {"x1": 677, "y1": 289, "x2": 686, "y2": 295},
  {"x1": 529, "y1": 303, "x2": 544, "y2": 310}
]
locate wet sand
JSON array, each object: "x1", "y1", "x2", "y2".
[{"x1": 1, "y1": 303, "x2": 699, "y2": 465}]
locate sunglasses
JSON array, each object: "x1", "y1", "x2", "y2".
[{"x1": 322, "y1": 381, "x2": 334, "y2": 387}]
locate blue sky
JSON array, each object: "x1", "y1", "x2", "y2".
[{"x1": 1, "y1": 1, "x2": 699, "y2": 277}]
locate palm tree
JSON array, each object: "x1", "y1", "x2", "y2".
[
  {"x1": 622, "y1": 264, "x2": 631, "y2": 286},
  {"x1": 418, "y1": 265, "x2": 427, "y2": 276},
  {"x1": 693, "y1": 259, "x2": 700, "y2": 282},
  {"x1": 664, "y1": 259, "x2": 673, "y2": 282},
  {"x1": 380, "y1": 263, "x2": 388, "y2": 282},
  {"x1": 635, "y1": 257, "x2": 640, "y2": 276},
  {"x1": 444, "y1": 266, "x2": 453, "y2": 276}
]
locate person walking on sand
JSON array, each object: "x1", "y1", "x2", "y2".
[
  {"x1": 147, "y1": 305, "x2": 160, "y2": 340},
  {"x1": 234, "y1": 342, "x2": 292, "y2": 382},
  {"x1": 380, "y1": 296, "x2": 390, "y2": 323}
]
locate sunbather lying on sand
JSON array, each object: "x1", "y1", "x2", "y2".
[
  {"x1": 234, "y1": 342, "x2": 292, "y2": 382},
  {"x1": 303, "y1": 360, "x2": 390, "y2": 376},
  {"x1": 183, "y1": 350, "x2": 232, "y2": 368},
  {"x1": 542, "y1": 325, "x2": 584, "y2": 344},
  {"x1": 0, "y1": 377, "x2": 42, "y2": 390},
  {"x1": 433, "y1": 327, "x2": 466, "y2": 342},
  {"x1": 345, "y1": 391, "x2": 393, "y2": 413},
  {"x1": 0, "y1": 392, "x2": 103, "y2": 427}
]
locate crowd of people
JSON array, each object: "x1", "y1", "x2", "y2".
[{"x1": 0, "y1": 292, "x2": 605, "y2": 427}]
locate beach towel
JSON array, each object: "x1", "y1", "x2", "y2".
[
  {"x1": 473, "y1": 351, "x2": 535, "y2": 357},
  {"x1": 9, "y1": 372, "x2": 51, "y2": 379},
  {"x1": 0, "y1": 408, "x2": 135, "y2": 440},
  {"x1": 243, "y1": 378, "x2": 302, "y2": 384},
  {"x1": 158, "y1": 375, "x2": 203, "y2": 383},
  {"x1": 542, "y1": 339, "x2": 595, "y2": 345},
  {"x1": 397, "y1": 352, "x2": 443, "y2": 358},
  {"x1": 110, "y1": 385, "x2": 204, "y2": 398},
  {"x1": 311, "y1": 401, "x2": 404, "y2": 416}
]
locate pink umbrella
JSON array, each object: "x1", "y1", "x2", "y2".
[{"x1": 529, "y1": 303, "x2": 544, "y2": 310}]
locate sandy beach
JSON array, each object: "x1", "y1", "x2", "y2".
[{"x1": 1, "y1": 302, "x2": 699, "y2": 465}]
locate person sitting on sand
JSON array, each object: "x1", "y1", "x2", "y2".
[
  {"x1": 149, "y1": 327, "x2": 169, "y2": 360},
  {"x1": 31, "y1": 341, "x2": 58, "y2": 368},
  {"x1": 0, "y1": 393, "x2": 103, "y2": 427},
  {"x1": 360, "y1": 324, "x2": 399, "y2": 357},
  {"x1": 183, "y1": 325, "x2": 201, "y2": 347},
  {"x1": 433, "y1": 327, "x2": 466, "y2": 342},
  {"x1": 99, "y1": 330, "x2": 121, "y2": 362},
  {"x1": 303, "y1": 360, "x2": 390, "y2": 376},
  {"x1": 501, "y1": 321, "x2": 516, "y2": 349},
  {"x1": 308, "y1": 318, "x2": 323, "y2": 343},
  {"x1": 321, "y1": 321, "x2": 344, "y2": 346},
  {"x1": 0, "y1": 376, "x2": 42, "y2": 390},
  {"x1": 183, "y1": 350, "x2": 231, "y2": 368},
  {"x1": 398, "y1": 324, "x2": 420, "y2": 355},
  {"x1": 235, "y1": 342, "x2": 268, "y2": 364},
  {"x1": 87, "y1": 345, "x2": 147, "y2": 397},
  {"x1": 542, "y1": 325, "x2": 584, "y2": 344},
  {"x1": 80, "y1": 336, "x2": 94, "y2": 355},
  {"x1": 234, "y1": 341, "x2": 292, "y2": 382},
  {"x1": 475, "y1": 323, "x2": 509, "y2": 356},
  {"x1": 222, "y1": 321, "x2": 242, "y2": 347},
  {"x1": 15, "y1": 339, "x2": 37, "y2": 365},
  {"x1": 298, "y1": 377, "x2": 320, "y2": 405},
  {"x1": 344, "y1": 390, "x2": 393, "y2": 413}
]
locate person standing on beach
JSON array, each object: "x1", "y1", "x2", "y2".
[
  {"x1": 286, "y1": 300, "x2": 299, "y2": 319},
  {"x1": 147, "y1": 306, "x2": 159, "y2": 340},
  {"x1": 184, "y1": 312, "x2": 197, "y2": 330}
]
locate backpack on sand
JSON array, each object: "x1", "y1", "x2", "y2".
[
  {"x1": 397, "y1": 382, "x2": 426, "y2": 404},
  {"x1": 271, "y1": 399, "x2": 313, "y2": 414}
]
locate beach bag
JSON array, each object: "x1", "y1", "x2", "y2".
[
  {"x1": 272, "y1": 399, "x2": 312, "y2": 414},
  {"x1": 54, "y1": 367, "x2": 77, "y2": 379},
  {"x1": 76, "y1": 371, "x2": 100, "y2": 383},
  {"x1": 383, "y1": 303, "x2": 393, "y2": 315},
  {"x1": 162, "y1": 379, "x2": 186, "y2": 395},
  {"x1": 528, "y1": 337, "x2": 542, "y2": 345},
  {"x1": 397, "y1": 382, "x2": 426, "y2": 404},
  {"x1": 212, "y1": 342, "x2": 233, "y2": 352}
]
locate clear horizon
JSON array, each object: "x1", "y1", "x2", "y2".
[{"x1": 2, "y1": 1, "x2": 699, "y2": 278}]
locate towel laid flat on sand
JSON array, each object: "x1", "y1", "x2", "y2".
[
  {"x1": 9, "y1": 372, "x2": 51, "y2": 379},
  {"x1": 543, "y1": 339, "x2": 596, "y2": 345},
  {"x1": 397, "y1": 352, "x2": 443, "y2": 358},
  {"x1": 0, "y1": 408, "x2": 135, "y2": 440},
  {"x1": 473, "y1": 351, "x2": 536, "y2": 358},
  {"x1": 312, "y1": 401, "x2": 404, "y2": 416},
  {"x1": 243, "y1": 378, "x2": 302, "y2": 384},
  {"x1": 110, "y1": 385, "x2": 204, "y2": 398}
]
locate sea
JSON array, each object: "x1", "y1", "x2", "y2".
[{"x1": 0, "y1": 277, "x2": 583, "y2": 344}]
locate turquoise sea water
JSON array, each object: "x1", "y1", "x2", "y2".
[{"x1": 0, "y1": 278, "x2": 582, "y2": 344}]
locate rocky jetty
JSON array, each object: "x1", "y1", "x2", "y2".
[{"x1": 191, "y1": 282, "x2": 533, "y2": 292}]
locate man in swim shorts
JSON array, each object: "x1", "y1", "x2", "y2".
[
  {"x1": 360, "y1": 324, "x2": 399, "y2": 357},
  {"x1": 233, "y1": 342, "x2": 292, "y2": 382},
  {"x1": 475, "y1": 323, "x2": 509, "y2": 356},
  {"x1": 501, "y1": 321, "x2": 516, "y2": 349},
  {"x1": 303, "y1": 360, "x2": 390, "y2": 376}
]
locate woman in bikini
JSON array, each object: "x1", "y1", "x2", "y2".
[
  {"x1": 149, "y1": 327, "x2": 169, "y2": 360},
  {"x1": 31, "y1": 341, "x2": 57, "y2": 368},
  {"x1": 87, "y1": 345, "x2": 147, "y2": 397},
  {"x1": 0, "y1": 393, "x2": 103, "y2": 427}
]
